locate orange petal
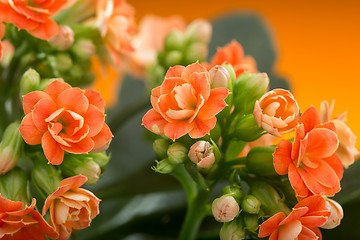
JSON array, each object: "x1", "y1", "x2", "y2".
[
  {"x1": 291, "y1": 124, "x2": 306, "y2": 160},
  {"x1": 165, "y1": 65, "x2": 185, "y2": 78},
  {"x1": 157, "y1": 93, "x2": 179, "y2": 123},
  {"x1": 306, "y1": 128, "x2": 338, "y2": 159},
  {"x1": 23, "y1": 91, "x2": 52, "y2": 115},
  {"x1": 91, "y1": 123, "x2": 113, "y2": 152},
  {"x1": 278, "y1": 220, "x2": 302, "y2": 240},
  {"x1": 297, "y1": 168, "x2": 326, "y2": 196},
  {"x1": 57, "y1": 88, "x2": 89, "y2": 115},
  {"x1": 197, "y1": 87, "x2": 229, "y2": 119},
  {"x1": 188, "y1": 71, "x2": 210, "y2": 100},
  {"x1": 150, "y1": 86, "x2": 161, "y2": 112},
  {"x1": 299, "y1": 216, "x2": 329, "y2": 228},
  {"x1": 304, "y1": 160, "x2": 340, "y2": 189},
  {"x1": 44, "y1": 80, "x2": 71, "y2": 102},
  {"x1": 0, "y1": 194, "x2": 23, "y2": 212},
  {"x1": 83, "y1": 105, "x2": 105, "y2": 137},
  {"x1": 142, "y1": 109, "x2": 167, "y2": 135},
  {"x1": 32, "y1": 98, "x2": 57, "y2": 131},
  {"x1": 42, "y1": 131, "x2": 64, "y2": 165},
  {"x1": 273, "y1": 140, "x2": 293, "y2": 175},
  {"x1": 58, "y1": 175, "x2": 87, "y2": 189},
  {"x1": 27, "y1": 18, "x2": 59, "y2": 40},
  {"x1": 280, "y1": 207, "x2": 308, "y2": 226},
  {"x1": 181, "y1": 62, "x2": 207, "y2": 80},
  {"x1": 299, "y1": 106, "x2": 321, "y2": 133},
  {"x1": 29, "y1": 209, "x2": 59, "y2": 239},
  {"x1": 160, "y1": 77, "x2": 187, "y2": 95},
  {"x1": 164, "y1": 121, "x2": 194, "y2": 140},
  {"x1": 188, "y1": 117, "x2": 216, "y2": 139},
  {"x1": 288, "y1": 164, "x2": 310, "y2": 198},
  {"x1": 19, "y1": 113, "x2": 44, "y2": 145},
  {"x1": 258, "y1": 212, "x2": 285, "y2": 238},
  {"x1": 60, "y1": 137, "x2": 94, "y2": 154},
  {"x1": 298, "y1": 226, "x2": 319, "y2": 240},
  {"x1": 84, "y1": 89, "x2": 105, "y2": 111},
  {"x1": 324, "y1": 154, "x2": 344, "y2": 180}
]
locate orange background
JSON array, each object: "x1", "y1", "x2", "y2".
[{"x1": 131, "y1": 0, "x2": 360, "y2": 148}]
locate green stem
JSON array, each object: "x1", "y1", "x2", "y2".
[{"x1": 171, "y1": 164, "x2": 197, "y2": 201}]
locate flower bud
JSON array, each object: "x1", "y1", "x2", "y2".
[
  {"x1": 49, "y1": 25, "x2": 75, "y2": 50},
  {"x1": 0, "y1": 122, "x2": 23, "y2": 175},
  {"x1": 242, "y1": 213, "x2": 259, "y2": 232},
  {"x1": 147, "y1": 63, "x2": 165, "y2": 88},
  {"x1": 71, "y1": 39, "x2": 96, "y2": 60},
  {"x1": 61, "y1": 154, "x2": 101, "y2": 185},
  {"x1": 90, "y1": 152, "x2": 110, "y2": 168},
  {"x1": 19, "y1": 68, "x2": 40, "y2": 96},
  {"x1": 209, "y1": 65, "x2": 230, "y2": 89},
  {"x1": 152, "y1": 159, "x2": 175, "y2": 174},
  {"x1": 0, "y1": 167, "x2": 29, "y2": 204},
  {"x1": 222, "y1": 185, "x2": 243, "y2": 201},
  {"x1": 0, "y1": 40, "x2": 14, "y2": 67},
  {"x1": 233, "y1": 114, "x2": 263, "y2": 142},
  {"x1": 164, "y1": 30, "x2": 183, "y2": 51},
  {"x1": 185, "y1": 19, "x2": 212, "y2": 44},
  {"x1": 31, "y1": 156, "x2": 62, "y2": 198},
  {"x1": 246, "y1": 146, "x2": 277, "y2": 176},
  {"x1": 321, "y1": 198, "x2": 343, "y2": 229},
  {"x1": 220, "y1": 218, "x2": 245, "y2": 240},
  {"x1": 212, "y1": 195, "x2": 240, "y2": 222},
  {"x1": 241, "y1": 195, "x2": 261, "y2": 214},
  {"x1": 188, "y1": 141, "x2": 215, "y2": 168},
  {"x1": 153, "y1": 139, "x2": 171, "y2": 159},
  {"x1": 167, "y1": 142, "x2": 187, "y2": 164},
  {"x1": 233, "y1": 72, "x2": 269, "y2": 114},
  {"x1": 250, "y1": 181, "x2": 290, "y2": 215},
  {"x1": 184, "y1": 42, "x2": 208, "y2": 63},
  {"x1": 51, "y1": 53, "x2": 73, "y2": 71},
  {"x1": 165, "y1": 50, "x2": 182, "y2": 66}
]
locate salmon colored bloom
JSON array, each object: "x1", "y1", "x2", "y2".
[
  {"x1": 253, "y1": 89, "x2": 300, "y2": 137},
  {"x1": 42, "y1": 175, "x2": 100, "y2": 240},
  {"x1": 321, "y1": 100, "x2": 358, "y2": 168},
  {"x1": 0, "y1": 195, "x2": 59, "y2": 240},
  {"x1": 210, "y1": 40, "x2": 257, "y2": 77},
  {"x1": 19, "y1": 80, "x2": 113, "y2": 165},
  {"x1": 273, "y1": 106, "x2": 343, "y2": 199},
  {"x1": 0, "y1": 0, "x2": 67, "y2": 40},
  {"x1": 96, "y1": 0, "x2": 136, "y2": 65},
  {"x1": 258, "y1": 195, "x2": 330, "y2": 240},
  {"x1": 142, "y1": 62, "x2": 229, "y2": 140}
]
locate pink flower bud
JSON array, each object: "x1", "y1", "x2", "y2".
[
  {"x1": 49, "y1": 25, "x2": 74, "y2": 50},
  {"x1": 185, "y1": 19, "x2": 212, "y2": 44},
  {"x1": 209, "y1": 65, "x2": 230, "y2": 89},
  {"x1": 188, "y1": 141, "x2": 215, "y2": 168},
  {"x1": 212, "y1": 195, "x2": 239, "y2": 222},
  {"x1": 321, "y1": 198, "x2": 343, "y2": 229}
]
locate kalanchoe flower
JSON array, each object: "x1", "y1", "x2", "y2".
[
  {"x1": 258, "y1": 195, "x2": 330, "y2": 240},
  {"x1": 0, "y1": 0, "x2": 67, "y2": 40},
  {"x1": 273, "y1": 106, "x2": 343, "y2": 199},
  {"x1": 142, "y1": 62, "x2": 229, "y2": 140},
  {"x1": 188, "y1": 141, "x2": 215, "y2": 168},
  {"x1": 19, "y1": 79, "x2": 113, "y2": 165},
  {"x1": 321, "y1": 198, "x2": 343, "y2": 229},
  {"x1": 212, "y1": 195, "x2": 240, "y2": 222},
  {"x1": 42, "y1": 175, "x2": 100, "y2": 240},
  {"x1": 0, "y1": 195, "x2": 59, "y2": 240},
  {"x1": 253, "y1": 89, "x2": 300, "y2": 137},
  {"x1": 209, "y1": 40, "x2": 257, "y2": 77}
]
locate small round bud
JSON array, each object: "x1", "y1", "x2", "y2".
[
  {"x1": 243, "y1": 213, "x2": 259, "y2": 232},
  {"x1": 233, "y1": 114, "x2": 263, "y2": 142},
  {"x1": 51, "y1": 53, "x2": 73, "y2": 71},
  {"x1": 188, "y1": 141, "x2": 215, "y2": 168},
  {"x1": 220, "y1": 218, "x2": 245, "y2": 240},
  {"x1": 71, "y1": 39, "x2": 96, "y2": 60},
  {"x1": 165, "y1": 50, "x2": 182, "y2": 66},
  {"x1": 321, "y1": 198, "x2": 343, "y2": 229},
  {"x1": 167, "y1": 142, "x2": 187, "y2": 164},
  {"x1": 185, "y1": 19, "x2": 212, "y2": 44},
  {"x1": 212, "y1": 195, "x2": 240, "y2": 222},
  {"x1": 49, "y1": 25, "x2": 75, "y2": 50},
  {"x1": 246, "y1": 146, "x2": 277, "y2": 176},
  {"x1": 19, "y1": 68, "x2": 40, "y2": 96},
  {"x1": 0, "y1": 167, "x2": 29, "y2": 204},
  {"x1": 241, "y1": 195, "x2": 261, "y2": 214},
  {"x1": 209, "y1": 65, "x2": 230, "y2": 89},
  {"x1": 1, "y1": 40, "x2": 14, "y2": 67},
  {"x1": 153, "y1": 139, "x2": 171, "y2": 158},
  {"x1": 184, "y1": 42, "x2": 208, "y2": 63},
  {"x1": 222, "y1": 185, "x2": 243, "y2": 201},
  {"x1": 164, "y1": 30, "x2": 183, "y2": 51},
  {"x1": 152, "y1": 159, "x2": 175, "y2": 174}
]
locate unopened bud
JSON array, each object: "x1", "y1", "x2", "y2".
[
  {"x1": 49, "y1": 25, "x2": 74, "y2": 50},
  {"x1": 0, "y1": 122, "x2": 22, "y2": 175},
  {"x1": 188, "y1": 141, "x2": 215, "y2": 168},
  {"x1": 90, "y1": 152, "x2": 110, "y2": 168},
  {"x1": 222, "y1": 185, "x2": 243, "y2": 201},
  {"x1": 164, "y1": 30, "x2": 183, "y2": 51},
  {"x1": 184, "y1": 42, "x2": 208, "y2": 63},
  {"x1": 321, "y1": 198, "x2": 343, "y2": 229},
  {"x1": 20, "y1": 68, "x2": 40, "y2": 96},
  {"x1": 167, "y1": 142, "x2": 187, "y2": 164},
  {"x1": 153, "y1": 139, "x2": 171, "y2": 158},
  {"x1": 243, "y1": 213, "x2": 259, "y2": 232},
  {"x1": 209, "y1": 65, "x2": 230, "y2": 89},
  {"x1": 220, "y1": 218, "x2": 245, "y2": 240},
  {"x1": 165, "y1": 50, "x2": 182, "y2": 66},
  {"x1": 185, "y1": 19, "x2": 212, "y2": 44},
  {"x1": 0, "y1": 167, "x2": 29, "y2": 204},
  {"x1": 246, "y1": 146, "x2": 277, "y2": 176},
  {"x1": 147, "y1": 63, "x2": 165, "y2": 88},
  {"x1": 51, "y1": 53, "x2": 73, "y2": 71},
  {"x1": 72, "y1": 39, "x2": 96, "y2": 60},
  {"x1": 233, "y1": 114, "x2": 263, "y2": 142},
  {"x1": 61, "y1": 154, "x2": 101, "y2": 184},
  {"x1": 241, "y1": 195, "x2": 261, "y2": 214},
  {"x1": 152, "y1": 159, "x2": 175, "y2": 174},
  {"x1": 212, "y1": 195, "x2": 240, "y2": 222},
  {"x1": 1, "y1": 40, "x2": 14, "y2": 67}
]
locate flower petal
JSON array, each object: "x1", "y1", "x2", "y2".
[
  {"x1": 181, "y1": 62, "x2": 208, "y2": 80},
  {"x1": 164, "y1": 121, "x2": 194, "y2": 140},
  {"x1": 165, "y1": 65, "x2": 185, "y2": 78},
  {"x1": 197, "y1": 87, "x2": 229, "y2": 119},
  {"x1": 83, "y1": 104, "x2": 105, "y2": 137},
  {"x1": 84, "y1": 89, "x2": 105, "y2": 111},
  {"x1": 42, "y1": 131, "x2": 64, "y2": 165},
  {"x1": 258, "y1": 212, "x2": 285, "y2": 238},
  {"x1": 288, "y1": 164, "x2": 311, "y2": 198},
  {"x1": 299, "y1": 106, "x2": 321, "y2": 133},
  {"x1": 23, "y1": 91, "x2": 52, "y2": 115},
  {"x1": 32, "y1": 98, "x2": 57, "y2": 131},
  {"x1": 273, "y1": 140, "x2": 293, "y2": 175},
  {"x1": 188, "y1": 117, "x2": 216, "y2": 139},
  {"x1": 303, "y1": 159, "x2": 340, "y2": 189},
  {"x1": 298, "y1": 226, "x2": 320, "y2": 240},
  {"x1": 45, "y1": 80, "x2": 71, "y2": 102},
  {"x1": 142, "y1": 109, "x2": 167, "y2": 135},
  {"x1": 188, "y1": 71, "x2": 210, "y2": 100},
  {"x1": 27, "y1": 18, "x2": 59, "y2": 40},
  {"x1": 278, "y1": 220, "x2": 302, "y2": 240},
  {"x1": 91, "y1": 123, "x2": 113, "y2": 152},
  {"x1": 19, "y1": 113, "x2": 44, "y2": 145},
  {"x1": 57, "y1": 88, "x2": 89, "y2": 115},
  {"x1": 160, "y1": 77, "x2": 187, "y2": 95},
  {"x1": 60, "y1": 137, "x2": 94, "y2": 154},
  {"x1": 306, "y1": 128, "x2": 338, "y2": 159}
]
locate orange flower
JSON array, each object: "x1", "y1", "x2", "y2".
[
  {"x1": 258, "y1": 195, "x2": 330, "y2": 240},
  {"x1": 210, "y1": 40, "x2": 257, "y2": 77},
  {"x1": 273, "y1": 106, "x2": 343, "y2": 199},
  {"x1": 42, "y1": 175, "x2": 100, "y2": 240},
  {"x1": 0, "y1": 23, "x2": 4, "y2": 60},
  {"x1": 19, "y1": 80, "x2": 113, "y2": 165},
  {"x1": 253, "y1": 89, "x2": 300, "y2": 137},
  {"x1": 142, "y1": 62, "x2": 229, "y2": 140},
  {"x1": 0, "y1": 0, "x2": 67, "y2": 40},
  {"x1": 96, "y1": 0, "x2": 136, "y2": 65},
  {"x1": 0, "y1": 194, "x2": 59, "y2": 240},
  {"x1": 321, "y1": 100, "x2": 358, "y2": 168}
]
